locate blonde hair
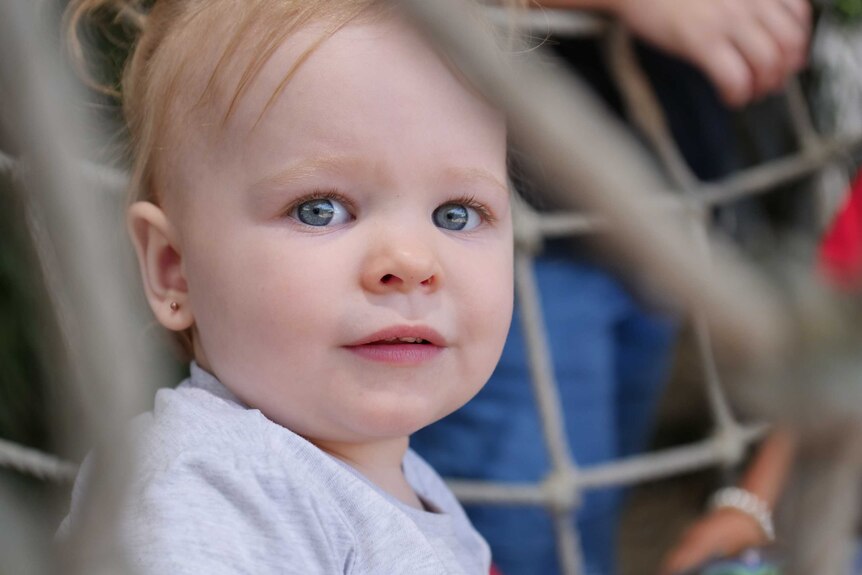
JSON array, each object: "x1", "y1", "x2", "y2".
[{"x1": 66, "y1": 0, "x2": 394, "y2": 206}]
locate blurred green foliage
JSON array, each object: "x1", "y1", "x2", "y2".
[{"x1": 830, "y1": 0, "x2": 862, "y2": 23}]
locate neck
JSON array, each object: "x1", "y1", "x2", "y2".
[{"x1": 312, "y1": 436, "x2": 424, "y2": 510}]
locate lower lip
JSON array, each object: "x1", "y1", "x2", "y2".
[{"x1": 345, "y1": 343, "x2": 443, "y2": 364}]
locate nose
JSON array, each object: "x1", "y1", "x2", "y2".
[{"x1": 361, "y1": 240, "x2": 442, "y2": 295}]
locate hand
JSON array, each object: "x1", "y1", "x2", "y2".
[
  {"x1": 613, "y1": 0, "x2": 811, "y2": 107},
  {"x1": 658, "y1": 507, "x2": 769, "y2": 575}
]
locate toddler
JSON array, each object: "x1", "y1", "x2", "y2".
[{"x1": 60, "y1": 1, "x2": 514, "y2": 573}]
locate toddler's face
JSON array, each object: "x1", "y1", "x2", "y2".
[{"x1": 172, "y1": 17, "x2": 512, "y2": 444}]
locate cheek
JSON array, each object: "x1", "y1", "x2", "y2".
[
  {"x1": 187, "y1": 232, "x2": 355, "y2": 356},
  {"x1": 459, "y1": 244, "x2": 514, "y2": 361}
]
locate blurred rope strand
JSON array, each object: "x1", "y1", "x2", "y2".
[{"x1": 0, "y1": 438, "x2": 77, "y2": 482}]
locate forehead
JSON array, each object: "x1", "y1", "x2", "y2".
[
  {"x1": 174, "y1": 16, "x2": 505, "y2": 198},
  {"x1": 208, "y1": 16, "x2": 504, "y2": 172}
]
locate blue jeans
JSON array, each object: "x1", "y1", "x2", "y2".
[{"x1": 412, "y1": 255, "x2": 676, "y2": 575}]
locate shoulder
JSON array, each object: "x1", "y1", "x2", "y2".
[
  {"x1": 123, "y1": 445, "x2": 356, "y2": 574},
  {"x1": 133, "y1": 382, "x2": 359, "y2": 525},
  {"x1": 64, "y1": 383, "x2": 359, "y2": 574}
]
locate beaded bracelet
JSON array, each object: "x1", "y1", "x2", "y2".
[{"x1": 708, "y1": 487, "x2": 775, "y2": 543}]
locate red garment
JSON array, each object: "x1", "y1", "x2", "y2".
[
  {"x1": 818, "y1": 169, "x2": 862, "y2": 290},
  {"x1": 490, "y1": 565, "x2": 503, "y2": 575}
]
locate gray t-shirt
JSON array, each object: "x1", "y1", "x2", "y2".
[{"x1": 60, "y1": 363, "x2": 490, "y2": 574}]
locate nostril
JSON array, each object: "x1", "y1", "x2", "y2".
[{"x1": 376, "y1": 273, "x2": 435, "y2": 288}]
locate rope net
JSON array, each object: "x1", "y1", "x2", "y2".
[{"x1": 2, "y1": 4, "x2": 862, "y2": 575}]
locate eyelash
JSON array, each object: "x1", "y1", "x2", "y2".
[
  {"x1": 450, "y1": 194, "x2": 496, "y2": 225},
  {"x1": 282, "y1": 190, "x2": 496, "y2": 225}
]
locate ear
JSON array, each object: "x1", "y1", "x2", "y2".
[{"x1": 127, "y1": 201, "x2": 194, "y2": 331}]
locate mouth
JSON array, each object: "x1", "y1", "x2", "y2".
[
  {"x1": 344, "y1": 326, "x2": 446, "y2": 364},
  {"x1": 346, "y1": 326, "x2": 446, "y2": 348}
]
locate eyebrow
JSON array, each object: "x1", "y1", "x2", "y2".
[
  {"x1": 250, "y1": 155, "x2": 372, "y2": 192},
  {"x1": 250, "y1": 155, "x2": 509, "y2": 195},
  {"x1": 440, "y1": 166, "x2": 509, "y2": 196}
]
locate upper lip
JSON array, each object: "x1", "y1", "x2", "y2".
[{"x1": 345, "y1": 325, "x2": 447, "y2": 347}]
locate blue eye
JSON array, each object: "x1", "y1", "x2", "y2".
[
  {"x1": 433, "y1": 203, "x2": 481, "y2": 231},
  {"x1": 294, "y1": 197, "x2": 351, "y2": 227}
]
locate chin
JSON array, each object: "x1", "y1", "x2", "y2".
[
  {"x1": 351, "y1": 400, "x2": 449, "y2": 439},
  {"x1": 363, "y1": 412, "x2": 433, "y2": 439}
]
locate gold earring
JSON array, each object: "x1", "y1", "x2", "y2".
[{"x1": 170, "y1": 301, "x2": 180, "y2": 312}]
